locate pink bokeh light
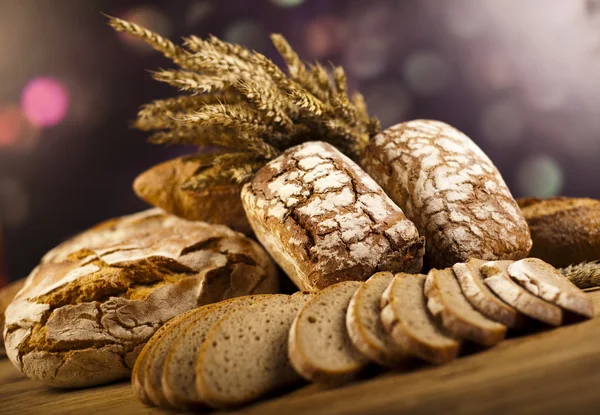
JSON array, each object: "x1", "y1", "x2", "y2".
[{"x1": 21, "y1": 77, "x2": 70, "y2": 127}]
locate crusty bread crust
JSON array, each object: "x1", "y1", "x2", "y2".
[
  {"x1": 4, "y1": 209, "x2": 278, "y2": 388},
  {"x1": 242, "y1": 141, "x2": 424, "y2": 292},
  {"x1": 0, "y1": 279, "x2": 25, "y2": 357},
  {"x1": 481, "y1": 261, "x2": 562, "y2": 326},
  {"x1": 289, "y1": 282, "x2": 367, "y2": 384},
  {"x1": 133, "y1": 156, "x2": 252, "y2": 235},
  {"x1": 518, "y1": 197, "x2": 600, "y2": 267},
  {"x1": 380, "y1": 273, "x2": 460, "y2": 365},
  {"x1": 346, "y1": 272, "x2": 411, "y2": 368},
  {"x1": 361, "y1": 120, "x2": 532, "y2": 269}
]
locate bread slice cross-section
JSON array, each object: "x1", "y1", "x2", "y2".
[
  {"x1": 346, "y1": 272, "x2": 412, "y2": 368},
  {"x1": 161, "y1": 295, "x2": 267, "y2": 410},
  {"x1": 481, "y1": 260, "x2": 562, "y2": 326},
  {"x1": 380, "y1": 273, "x2": 460, "y2": 364},
  {"x1": 196, "y1": 293, "x2": 310, "y2": 408},
  {"x1": 425, "y1": 268, "x2": 507, "y2": 346},
  {"x1": 289, "y1": 281, "x2": 368, "y2": 384},
  {"x1": 508, "y1": 258, "x2": 594, "y2": 318},
  {"x1": 453, "y1": 259, "x2": 525, "y2": 328}
]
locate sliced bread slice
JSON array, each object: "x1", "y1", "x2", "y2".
[
  {"x1": 289, "y1": 281, "x2": 368, "y2": 384},
  {"x1": 508, "y1": 258, "x2": 594, "y2": 318},
  {"x1": 196, "y1": 293, "x2": 310, "y2": 408},
  {"x1": 161, "y1": 295, "x2": 267, "y2": 411},
  {"x1": 380, "y1": 273, "x2": 460, "y2": 365},
  {"x1": 481, "y1": 260, "x2": 563, "y2": 326},
  {"x1": 132, "y1": 307, "x2": 203, "y2": 406},
  {"x1": 424, "y1": 268, "x2": 507, "y2": 346},
  {"x1": 346, "y1": 272, "x2": 412, "y2": 368},
  {"x1": 453, "y1": 259, "x2": 525, "y2": 328}
]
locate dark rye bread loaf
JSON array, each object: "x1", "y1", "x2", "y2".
[
  {"x1": 3, "y1": 209, "x2": 278, "y2": 388},
  {"x1": 0, "y1": 279, "x2": 25, "y2": 357},
  {"x1": 242, "y1": 141, "x2": 425, "y2": 292},
  {"x1": 518, "y1": 197, "x2": 600, "y2": 267},
  {"x1": 133, "y1": 156, "x2": 252, "y2": 235},
  {"x1": 361, "y1": 120, "x2": 532, "y2": 269}
]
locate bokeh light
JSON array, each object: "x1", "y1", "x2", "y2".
[
  {"x1": 305, "y1": 15, "x2": 346, "y2": 58},
  {"x1": 0, "y1": 178, "x2": 30, "y2": 228},
  {"x1": 364, "y1": 82, "x2": 412, "y2": 129},
  {"x1": 0, "y1": 104, "x2": 39, "y2": 150},
  {"x1": 185, "y1": 1, "x2": 214, "y2": 28},
  {"x1": 20, "y1": 77, "x2": 70, "y2": 128},
  {"x1": 517, "y1": 155, "x2": 564, "y2": 198},
  {"x1": 479, "y1": 99, "x2": 524, "y2": 147},
  {"x1": 119, "y1": 7, "x2": 171, "y2": 53},
  {"x1": 343, "y1": 36, "x2": 388, "y2": 80},
  {"x1": 224, "y1": 20, "x2": 268, "y2": 52},
  {"x1": 270, "y1": 0, "x2": 305, "y2": 7},
  {"x1": 403, "y1": 51, "x2": 450, "y2": 97}
]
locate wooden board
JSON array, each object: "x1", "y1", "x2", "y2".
[{"x1": 2, "y1": 289, "x2": 600, "y2": 415}]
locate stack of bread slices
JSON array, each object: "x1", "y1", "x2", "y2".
[{"x1": 134, "y1": 257, "x2": 593, "y2": 411}]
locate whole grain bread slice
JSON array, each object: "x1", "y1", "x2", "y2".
[
  {"x1": 424, "y1": 268, "x2": 507, "y2": 346},
  {"x1": 196, "y1": 293, "x2": 310, "y2": 408},
  {"x1": 289, "y1": 281, "x2": 368, "y2": 384},
  {"x1": 481, "y1": 260, "x2": 563, "y2": 326},
  {"x1": 132, "y1": 307, "x2": 204, "y2": 406},
  {"x1": 380, "y1": 273, "x2": 460, "y2": 364},
  {"x1": 508, "y1": 258, "x2": 594, "y2": 318},
  {"x1": 161, "y1": 295, "x2": 267, "y2": 411},
  {"x1": 453, "y1": 259, "x2": 525, "y2": 328},
  {"x1": 346, "y1": 272, "x2": 411, "y2": 368}
]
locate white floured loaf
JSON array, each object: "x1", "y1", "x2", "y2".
[{"x1": 3, "y1": 209, "x2": 278, "y2": 388}]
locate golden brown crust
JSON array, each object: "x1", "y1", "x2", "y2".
[
  {"x1": 0, "y1": 279, "x2": 26, "y2": 356},
  {"x1": 4, "y1": 210, "x2": 278, "y2": 388},
  {"x1": 133, "y1": 156, "x2": 252, "y2": 235},
  {"x1": 518, "y1": 197, "x2": 600, "y2": 267}
]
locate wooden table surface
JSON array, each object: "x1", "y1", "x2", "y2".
[{"x1": 2, "y1": 289, "x2": 600, "y2": 415}]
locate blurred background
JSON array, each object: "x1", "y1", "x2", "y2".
[{"x1": 1, "y1": 0, "x2": 599, "y2": 284}]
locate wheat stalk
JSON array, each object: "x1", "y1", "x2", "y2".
[{"x1": 561, "y1": 261, "x2": 600, "y2": 290}]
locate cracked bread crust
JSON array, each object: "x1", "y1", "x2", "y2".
[
  {"x1": 3, "y1": 209, "x2": 278, "y2": 388},
  {"x1": 0, "y1": 279, "x2": 25, "y2": 356},
  {"x1": 133, "y1": 157, "x2": 252, "y2": 235},
  {"x1": 242, "y1": 141, "x2": 425, "y2": 292},
  {"x1": 361, "y1": 120, "x2": 532, "y2": 269}
]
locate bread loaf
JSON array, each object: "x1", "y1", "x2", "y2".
[
  {"x1": 289, "y1": 281, "x2": 368, "y2": 384},
  {"x1": 361, "y1": 120, "x2": 531, "y2": 269},
  {"x1": 424, "y1": 269, "x2": 507, "y2": 346},
  {"x1": 380, "y1": 273, "x2": 460, "y2": 364},
  {"x1": 0, "y1": 279, "x2": 25, "y2": 357},
  {"x1": 481, "y1": 260, "x2": 562, "y2": 326},
  {"x1": 133, "y1": 156, "x2": 251, "y2": 234},
  {"x1": 3, "y1": 209, "x2": 278, "y2": 388},
  {"x1": 242, "y1": 141, "x2": 425, "y2": 291},
  {"x1": 518, "y1": 197, "x2": 600, "y2": 267}
]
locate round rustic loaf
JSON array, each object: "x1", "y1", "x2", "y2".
[
  {"x1": 133, "y1": 156, "x2": 251, "y2": 235},
  {"x1": 242, "y1": 141, "x2": 425, "y2": 292},
  {"x1": 361, "y1": 119, "x2": 532, "y2": 269},
  {"x1": 517, "y1": 197, "x2": 600, "y2": 267},
  {"x1": 3, "y1": 209, "x2": 278, "y2": 388}
]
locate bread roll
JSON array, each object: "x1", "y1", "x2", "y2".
[
  {"x1": 134, "y1": 156, "x2": 251, "y2": 235},
  {"x1": 518, "y1": 197, "x2": 600, "y2": 267},
  {"x1": 3, "y1": 209, "x2": 278, "y2": 388},
  {"x1": 242, "y1": 141, "x2": 425, "y2": 292},
  {"x1": 361, "y1": 119, "x2": 532, "y2": 269}
]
